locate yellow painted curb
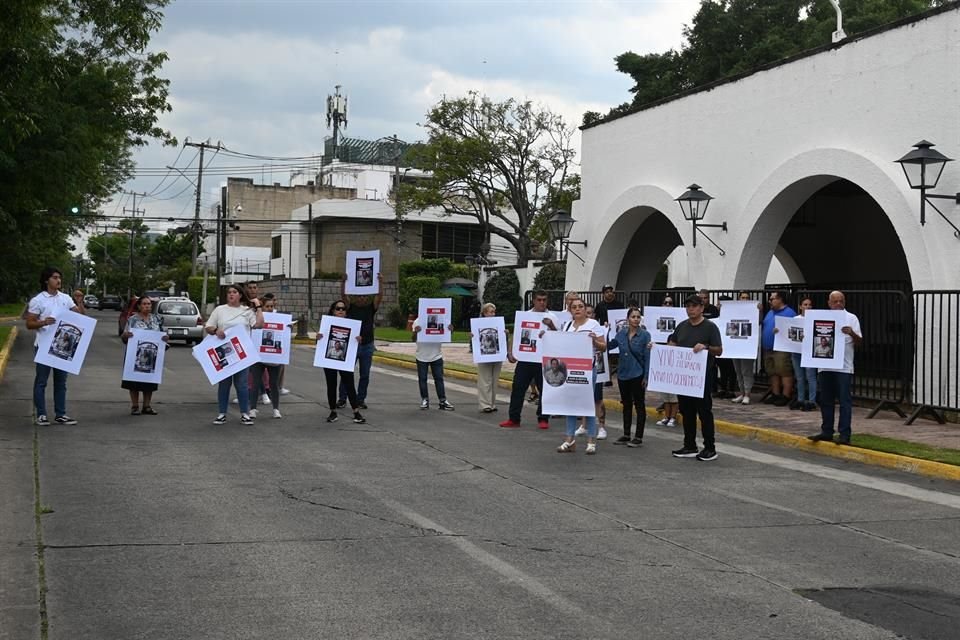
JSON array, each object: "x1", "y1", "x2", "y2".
[
  {"x1": 0, "y1": 326, "x2": 19, "y2": 383},
  {"x1": 372, "y1": 351, "x2": 960, "y2": 482}
]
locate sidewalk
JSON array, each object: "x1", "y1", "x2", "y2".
[{"x1": 373, "y1": 340, "x2": 960, "y2": 471}]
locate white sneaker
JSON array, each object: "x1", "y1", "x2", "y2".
[
  {"x1": 656, "y1": 418, "x2": 669, "y2": 426},
  {"x1": 741, "y1": 397, "x2": 750, "y2": 405},
  {"x1": 280, "y1": 388, "x2": 290, "y2": 395},
  {"x1": 261, "y1": 393, "x2": 270, "y2": 405},
  {"x1": 574, "y1": 425, "x2": 587, "y2": 437},
  {"x1": 731, "y1": 395, "x2": 743, "y2": 403},
  {"x1": 232, "y1": 398, "x2": 239, "y2": 404},
  {"x1": 249, "y1": 409, "x2": 258, "y2": 418},
  {"x1": 597, "y1": 427, "x2": 608, "y2": 440},
  {"x1": 666, "y1": 418, "x2": 676, "y2": 427},
  {"x1": 272, "y1": 409, "x2": 282, "y2": 419}
]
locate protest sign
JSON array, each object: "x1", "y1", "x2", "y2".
[
  {"x1": 192, "y1": 326, "x2": 260, "y2": 385},
  {"x1": 801, "y1": 310, "x2": 846, "y2": 370},
  {"x1": 511, "y1": 311, "x2": 552, "y2": 363},
  {"x1": 313, "y1": 315, "x2": 362, "y2": 372},
  {"x1": 606, "y1": 308, "x2": 629, "y2": 354},
  {"x1": 121, "y1": 329, "x2": 167, "y2": 384},
  {"x1": 716, "y1": 300, "x2": 760, "y2": 359},
  {"x1": 773, "y1": 315, "x2": 804, "y2": 354},
  {"x1": 470, "y1": 316, "x2": 507, "y2": 364},
  {"x1": 417, "y1": 298, "x2": 452, "y2": 343},
  {"x1": 643, "y1": 306, "x2": 688, "y2": 344},
  {"x1": 540, "y1": 331, "x2": 595, "y2": 416},
  {"x1": 34, "y1": 309, "x2": 97, "y2": 375},
  {"x1": 646, "y1": 344, "x2": 709, "y2": 398},
  {"x1": 251, "y1": 312, "x2": 292, "y2": 365},
  {"x1": 344, "y1": 250, "x2": 380, "y2": 295}
]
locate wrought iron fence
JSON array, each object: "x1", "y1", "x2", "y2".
[{"x1": 911, "y1": 291, "x2": 960, "y2": 424}]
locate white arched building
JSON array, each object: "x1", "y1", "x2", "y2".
[{"x1": 567, "y1": 4, "x2": 960, "y2": 294}]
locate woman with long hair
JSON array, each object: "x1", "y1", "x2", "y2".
[
  {"x1": 556, "y1": 298, "x2": 607, "y2": 455},
  {"x1": 121, "y1": 295, "x2": 169, "y2": 415},
  {"x1": 730, "y1": 291, "x2": 760, "y2": 405},
  {"x1": 205, "y1": 284, "x2": 264, "y2": 425},
  {"x1": 791, "y1": 296, "x2": 818, "y2": 411},
  {"x1": 607, "y1": 306, "x2": 651, "y2": 447},
  {"x1": 318, "y1": 300, "x2": 366, "y2": 424}
]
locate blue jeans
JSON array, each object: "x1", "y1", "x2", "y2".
[
  {"x1": 818, "y1": 371, "x2": 853, "y2": 438},
  {"x1": 416, "y1": 359, "x2": 446, "y2": 401},
  {"x1": 218, "y1": 369, "x2": 250, "y2": 414},
  {"x1": 791, "y1": 353, "x2": 818, "y2": 403},
  {"x1": 340, "y1": 341, "x2": 374, "y2": 403},
  {"x1": 567, "y1": 415, "x2": 596, "y2": 438},
  {"x1": 34, "y1": 358, "x2": 67, "y2": 418}
]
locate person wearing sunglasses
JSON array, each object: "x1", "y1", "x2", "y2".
[{"x1": 317, "y1": 300, "x2": 366, "y2": 424}]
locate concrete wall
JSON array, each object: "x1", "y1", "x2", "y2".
[
  {"x1": 256, "y1": 277, "x2": 399, "y2": 329},
  {"x1": 572, "y1": 6, "x2": 960, "y2": 293}
]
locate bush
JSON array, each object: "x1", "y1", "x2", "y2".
[
  {"x1": 533, "y1": 262, "x2": 566, "y2": 291},
  {"x1": 315, "y1": 270, "x2": 344, "y2": 280},
  {"x1": 386, "y1": 304, "x2": 406, "y2": 329},
  {"x1": 483, "y1": 269, "x2": 522, "y2": 319},
  {"x1": 399, "y1": 258, "x2": 455, "y2": 280},
  {"x1": 398, "y1": 276, "x2": 442, "y2": 316},
  {"x1": 187, "y1": 276, "x2": 218, "y2": 304}
]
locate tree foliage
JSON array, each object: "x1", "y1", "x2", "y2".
[
  {"x1": 0, "y1": 0, "x2": 174, "y2": 301},
  {"x1": 402, "y1": 93, "x2": 577, "y2": 266},
  {"x1": 532, "y1": 262, "x2": 567, "y2": 292},
  {"x1": 482, "y1": 269, "x2": 523, "y2": 321},
  {"x1": 592, "y1": 0, "x2": 943, "y2": 123}
]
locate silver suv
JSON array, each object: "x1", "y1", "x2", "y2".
[{"x1": 156, "y1": 299, "x2": 203, "y2": 344}]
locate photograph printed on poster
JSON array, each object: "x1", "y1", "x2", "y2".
[
  {"x1": 134, "y1": 340, "x2": 159, "y2": 374},
  {"x1": 519, "y1": 328, "x2": 536, "y2": 349},
  {"x1": 725, "y1": 319, "x2": 752, "y2": 339},
  {"x1": 788, "y1": 326, "x2": 804, "y2": 342},
  {"x1": 657, "y1": 316, "x2": 676, "y2": 332},
  {"x1": 208, "y1": 336, "x2": 248, "y2": 372},
  {"x1": 325, "y1": 325, "x2": 351, "y2": 361},
  {"x1": 49, "y1": 323, "x2": 82, "y2": 361},
  {"x1": 812, "y1": 320, "x2": 836, "y2": 359},
  {"x1": 479, "y1": 328, "x2": 500, "y2": 356},
  {"x1": 593, "y1": 350, "x2": 606, "y2": 375},
  {"x1": 355, "y1": 257, "x2": 374, "y2": 287},
  {"x1": 543, "y1": 357, "x2": 568, "y2": 387}
]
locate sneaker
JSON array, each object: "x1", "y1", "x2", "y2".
[
  {"x1": 336, "y1": 399, "x2": 347, "y2": 409},
  {"x1": 212, "y1": 414, "x2": 227, "y2": 425},
  {"x1": 585, "y1": 442, "x2": 597, "y2": 455},
  {"x1": 261, "y1": 394, "x2": 271, "y2": 405},
  {"x1": 499, "y1": 419, "x2": 521, "y2": 428},
  {"x1": 54, "y1": 415, "x2": 77, "y2": 425},
  {"x1": 272, "y1": 409, "x2": 282, "y2": 419},
  {"x1": 232, "y1": 398, "x2": 239, "y2": 404},
  {"x1": 557, "y1": 440, "x2": 575, "y2": 453},
  {"x1": 802, "y1": 402, "x2": 816, "y2": 412},
  {"x1": 773, "y1": 395, "x2": 790, "y2": 407},
  {"x1": 438, "y1": 400, "x2": 455, "y2": 411},
  {"x1": 655, "y1": 418, "x2": 669, "y2": 426},
  {"x1": 666, "y1": 418, "x2": 676, "y2": 427},
  {"x1": 240, "y1": 414, "x2": 254, "y2": 425},
  {"x1": 672, "y1": 447, "x2": 699, "y2": 458},
  {"x1": 326, "y1": 411, "x2": 338, "y2": 423},
  {"x1": 627, "y1": 438, "x2": 643, "y2": 448},
  {"x1": 35, "y1": 415, "x2": 49, "y2": 426},
  {"x1": 420, "y1": 399, "x2": 429, "y2": 410},
  {"x1": 353, "y1": 412, "x2": 366, "y2": 424},
  {"x1": 597, "y1": 427, "x2": 608, "y2": 440},
  {"x1": 613, "y1": 435, "x2": 631, "y2": 445},
  {"x1": 789, "y1": 399, "x2": 802, "y2": 410},
  {"x1": 741, "y1": 397, "x2": 750, "y2": 405},
  {"x1": 574, "y1": 425, "x2": 587, "y2": 436},
  {"x1": 696, "y1": 448, "x2": 718, "y2": 461},
  {"x1": 248, "y1": 409, "x2": 258, "y2": 419},
  {"x1": 280, "y1": 388, "x2": 290, "y2": 395},
  {"x1": 807, "y1": 432, "x2": 833, "y2": 442},
  {"x1": 731, "y1": 395, "x2": 744, "y2": 403},
  {"x1": 763, "y1": 394, "x2": 777, "y2": 405},
  {"x1": 358, "y1": 402, "x2": 368, "y2": 410},
  {"x1": 537, "y1": 420, "x2": 550, "y2": 430}
]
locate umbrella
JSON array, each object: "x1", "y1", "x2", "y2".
[
  {"x1": 440, "y1": 285, "x2": 475, "y2": 297},
  {"x1": 442, "y1": 277, "x2": 477, "y2": 289}
]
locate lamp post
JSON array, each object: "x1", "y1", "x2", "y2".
[
  {"x1": 675, "y1": 184, "x2": 727, "y2": 255},
  {"x1": 895, "y1": 140, "x2": 960, "y2": 237},
  {"x1": 547, "y1": 210, "x2": 587, "y2": 263}
]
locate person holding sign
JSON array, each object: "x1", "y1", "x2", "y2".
[
  {"x1": 471, "y1": 303, "x2": 510, "y2": 412},
  {"x1": 668, "y1": 295, "x2": 723, "y2": 461},
  {"x1": 205, "y1": 284, "x2": 264, "y2": 425},
  {"x1": 318, "y1": 301, "x2": 366, "y2": 424},
  {"x1": 499, "y1": 290, "x2": 558, "y2": 429},
  {"x1": 555, "y1": 298, "x2": 607, "y2": 454},
  {"x1": 808, "y1": 291, "x2": 862, "y2": 445},
  {"x1": 412, "y1": 314, "x2": 455, "y2": 412},
  {"x1": 337, "y1": 272, "x2": 383, "y2": 410},
  {"x1": 249, "y1": 297, "x2": 286, "y2": 419},
  {"x1": 121, "y1": 295, "x2": 169, "y2": 415},
  {"x1": 761, "y1": 291, "x2": 796, "y2": 406},
  {"x1": 25, "y1": 266, "x2": 84, "y2": 425},
  {"x1": 788, "y1": 296, "x2": 818, "y2": 411},
  {"x1": 607, "y1": 306, "x2": 650, "y2": 447}
]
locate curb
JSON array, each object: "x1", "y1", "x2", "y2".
[
  {"x1": 0, "y1": 326, "x2": 19, "y2": 383},
  {"x1": 372, "y1": 351, "x2": 960, "y2": 482}
]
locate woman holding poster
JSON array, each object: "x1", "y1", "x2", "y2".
[
  {"x1": 205, "y1": 284, "x2": 264, "y2": 425},
  {"x1": 607, "y1": 307, "x2": 650, "y2": 447},
  {"x1": 317, "y1": 300, "x2": 366, "y2": 424},
  {"x1": 790, "y1": 297, "x2": 818, "y2": 411},
  {"x1": 556, "y1": 298, "x2": 607, "y2": 455},
  {"x1": 121, "y1": 296, "x2": 169, "y2": 415},
  {"x1": 471, "y1": 303, "x2": 509, "y2": 412}
]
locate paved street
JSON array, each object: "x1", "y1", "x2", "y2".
[{"x1": 3, "y1": 310, "x2": 960, "y2": 639}]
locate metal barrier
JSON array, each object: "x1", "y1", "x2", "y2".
[{"x1": 911, "y1": 291, "x2": 960, "y2": 424}]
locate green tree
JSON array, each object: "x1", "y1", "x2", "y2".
[
  {"x1": 147, "y1": 230, "x2": 195, "y2": 293},
  {"x1": 402, "y1": 93, "x2": 578, "y2": 266},
  {"x1": 0, "y1": 0, "x2": 174, "y2": 301},
  {"x1": 603, "y1": 0, "x2": 942, "y2": 120},
  {"x1": 482, "y1": 269, "x2": 523, "y2": 320}
]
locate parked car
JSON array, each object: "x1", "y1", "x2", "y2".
[
  {"x1": 82, "y1": 295, "x2": 99, "y2": 309},
  {"x1": 99, "y1": 294, "x2": 122, "y2": 310},
  {"x1": 156, "y1": 298, "x2": 204, "y2": 344}
]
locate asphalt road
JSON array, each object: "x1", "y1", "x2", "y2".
[{"x1": 3, "y1": 310, "x2": 960, "y2": 639}]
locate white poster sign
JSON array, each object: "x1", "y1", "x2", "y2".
[
  {"x1": 512, "y1": 312, "x2": 550, "y2": 363},
  {"x1": 313, "y1": 316, "x2": 362, "y2": 372},
  {"x1": 470, "y1": 316, "x2": 507, "y2": 364},
  {"x1": 251, "y1": 312, "x2": 292, "y2": 365},
  {"x1": 417, "y1": 298, "x2": 452, "y2": 343},
  {"x1": 121, "y1": 329, "x2": 167, "y2": 384},
  {"x1": 643, "y1": 306, "x2": 689, "y2": 344},
  {"x1": 606, "y1": 308, "x2": 629, "y2": 354},
  {"x1": 191, "y1": 326, "x2": 260, "y2": 385},
  {"x1": 594, "y1": 345, "x2": 611, "y2": 384},
  {"x1": 540, "y1": 331, "x2": 596, "y2": 417},
  {"x1": 647, "y1": 344, "x2": 709, "y2": 398},
  {"x1": 344, "y1": 249, "x2": 380, "y2": 295},
  {"x1": 716, "y1": 301, "x2": 760, "y2": 360},
  {"x1": 554, "y1": 310, "x2": 572, "y2": 328},
  {"x1": 801, "y1": 310, "x2": 846, "y2": 370},
  {"x1": 34, "y1": 309, "x2": 98, "y2": 375},
  {"x1": 774, "y1": 315, "x2": 805, "y2": 354}
]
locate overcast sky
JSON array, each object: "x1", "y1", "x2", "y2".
[{"x1": 115, "y1": 0, "x2": 701, "y2": 226}]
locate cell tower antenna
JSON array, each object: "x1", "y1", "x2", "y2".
[{"x1": 326, "y1": 84, "x2": 348, "y2": 161}]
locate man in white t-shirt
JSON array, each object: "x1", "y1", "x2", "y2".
[
  {"x1": 808, "y1": 291, "x2": 862, "y2": 445},
  {"x1": 412, "y1": 316, "x2": 454, "y2": 411},
  {"x1": 25, "y1": 267, "x2": 84, "y2": 426}
]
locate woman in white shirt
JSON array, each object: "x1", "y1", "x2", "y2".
[
  {"x1": 205, "y1": 284, "x2": 264, "y2": 425},
  {"x1": 556, "y1": 298, "x2": 607, "y2": 455}
]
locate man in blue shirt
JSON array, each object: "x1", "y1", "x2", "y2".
[{"x1": 761, "y1": 290, "x2": 796, "y2": 406}]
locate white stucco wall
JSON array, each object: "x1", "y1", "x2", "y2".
[{"x1": 572, "y1": 6, "x2": 960, "y2": 292}]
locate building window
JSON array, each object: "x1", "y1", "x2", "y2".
[
  {"x1": 421, "y1": 222, "x2": 485, "y2": 262},
  {"x1": 271, "y1": 236, "x2": 282, "y2": 259}
]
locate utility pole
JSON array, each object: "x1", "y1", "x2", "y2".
[
  {"x1": 123, "y1": 191, "x2": 146, "y2": 302},
  {"x1": 307, "y1": 203, "x2": 314, "y2": 329},
  {"x1": 184, "y1": 139, "x2": 222, "y2": 275},
  {"x1": 326, "y1": 85, "x2": 348, "y2": 161}
]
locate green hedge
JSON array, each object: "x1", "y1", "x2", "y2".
[
  {"x1": 187, "y1": 276, "x2": 218, "y2": 304},
  {"x1": 398, "y1": 276, "x2": 442, "y2": 316},
  {"x1": 483, "y1": 269, "x2": 522, "y2": 319}
]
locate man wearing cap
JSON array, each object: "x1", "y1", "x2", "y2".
[
  {"x1": 594, "y1": 285, "x2": 624, "y2": 386},
  {"x1": 667, "y1": 294, "x2": 724, "y2": 461}
]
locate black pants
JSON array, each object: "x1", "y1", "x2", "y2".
[
  {"x1": 716, "y1": 359, "x2": 736, "y2": 393},
  {"x1": 325, "y1": 368, "x2": 358, "y2": 410},
  {"x1": 509, "y1": 361, "x2": 548, "y2": 423},
  {"x1": 250, "y1": 364, "x2": 281, "y2": 410},
  {"x1": 617, "y1": 376, "x2": 647, "y2": 439},
  {"x1": 678, "y1": 388, "x2": 716, "y2": 450}
]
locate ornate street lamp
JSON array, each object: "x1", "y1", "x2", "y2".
[
  {"x1": 675, "y1": 184, "x2": 727, "y2": 255},
  {"x1": 895, "y1": 140, "x2": 959, "y2": 236},
  {"x1": 547, "y1": 210, "x2": 587, "y2": 262}
]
